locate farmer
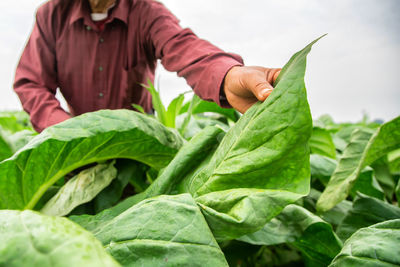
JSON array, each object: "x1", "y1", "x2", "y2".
[{"x1": 14, "y1": 0, "x2": 280, "y2": 133}]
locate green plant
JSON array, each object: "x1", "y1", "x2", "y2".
[{"x1": 0, "y1": 36, "x2": 399, "y2": 266}]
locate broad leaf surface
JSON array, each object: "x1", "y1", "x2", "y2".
[
  {"x1": 178, "y1": 37, "x2": 322, "y2": 240},
  {"x1": 332, "y1": 135, "x2": 348, "y2": 152},
  {"x1": 363, "y1": 116, "x2": 400, "y2": 166},
  {"x1": 310, "y1": 154, "x2": 337, "y2": 185},
  {"x1": 372, "y1": 157, "x2": 396, "y2": 199},
  {"x1": 0, "y1": 128, "x2": 13, "y2": 162},
  {"x1": 6, "y1": 129, "x2": 37, "y2": 153},
  {"x1": 93, "y1": 160, "x2": 147, "y2": 213},
  {"x1": 318, "y1": 117, "x2": 400, "y2": 212},
  {"x1": 0, "y1": 111, "x2": 32, "y2": 133},
  {"x1": 329, "y1": 219, "x2": 400, "y2": 267},
  {"x1": 180, "y1": 94, "x2": 240, "y2": 122},
  {"x1": 388, "y1": 148, "x2": 400, "y2": 174},
  {"x1": 336, "y1": 194, "x2": 400, "y2": 241},
  {"x1": 71, "y1": 126, "x2": 224, "y2": 232},
  {"x1": 0, "y1": 128, "x2": 36, "y2": 162},
  {"x1": 309, "y1": 127, "x2": 336, "y2": 159},
  {"x1": 178, "y1": 114, "x2": 230, "y2": 139},
  {"x1": 0, "y1": 109, "x2": 183, "y2": 210},
  {"x1": 87, "y1": 194, "x2": 228, "y2": 267},
  {"x1": 350, "y1": 168, "x2": 385, "y2": 200},
  {"x1": 238, "y1": 204, "x2": 342, "y2": 267},
  {"x1": 317, "y1": 127, "x2": 374, "y2": 212},
  {"x1": 41, "y1": 161, "x2": 117, "y2": 216},
  {"x1": 0, "y1": 210, "x2": 119, "y2": 267},
  {"x1": 303, "y1": 189, "x2": 352, "y2": 227}
]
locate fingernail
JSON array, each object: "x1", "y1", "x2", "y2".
[{"x1": 262, "y1": 88, "x2": 273, "y2": 96}]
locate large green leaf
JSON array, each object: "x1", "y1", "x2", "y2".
[
  {"x1": 180, "y1": 94, "x2": 240, "y2": 122},
  {"x1": 0, "y1": 109, "x2": 184, "y2": 210},
  {"x1": 88, "y1": 194, "x2": 228, "y2": 266},
  {"x1": 303, "y1": 188, "x2": 352, "y2": 228},
  {"x1": 350, "y1": 168, "x2": 385, "y2": 200},
  {"x1": 0, "y1": 128, "x2": 13, "y2": 162},
  {"x1": 93, "y1": 160, "x2": 147, "y2": 213},
  {"x1": 0, "y1": 111, "x2": 32, "y2": 133},
  {"x1": 388, "y1": 148, "x2": 400, "y2": 174},
  {"x1": 143, "y1": 126, "x2": 224, "y2": 198},
  {"x1": 309, "y1": 127, "x2": 337, "y2": 159},
  {"x1": 177, "y1": 37, "x2": 322, "y2": 240},
  {"x1": 329, "y1": 219, "x2": 400, "y2": 267},
  {"x1": 178, "y1": 113, "x2": 230, "y2": 139},
  {"x1": 363, "y1": 117, "x2": 400, "y2": 166},
  {"x1": 71, "y1": 126, "x2": 224, "y2": 231},
  {"x1": 336, "y1": 194, "x2": 400, "y2": 241},
  {"x1": 310, "y1": 154, "x2": 337, "y2": 185},
  {"x1": 0, "y1": 127, "x2": 36, "y2": 162},
  {"x1": 317, "y1": 117, "x2": 400, "y2": 212},
  {"x1": 41, "y1": 161, "x2": 117, "y2": 216},
  {"x1": 372, "y1": 157, "x2": 396, "y2": 199},
  {"x1": 0, "y1": 210, "x2": 119, "y2": 267},
  {"x1": 6, "y1": 129, "x2": 37, "y2": 153},
  {"x1": 311, "y1": 147, "x2": 385, "y2": 204},
  {"x1": 238, "y1": 205, "x2": 342, "y2": 267}
]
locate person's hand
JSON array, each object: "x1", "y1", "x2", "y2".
[{"x1": 223, "y1": 66, "x2": 281, "y2": 113}]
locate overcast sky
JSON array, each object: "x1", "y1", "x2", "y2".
[{"x1": 0, "y1": 0, "x2": 399, "y2": 122}]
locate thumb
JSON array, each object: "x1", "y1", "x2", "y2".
[{"x1": 246, "y1": 72, "x2": 274, "y2": 102}]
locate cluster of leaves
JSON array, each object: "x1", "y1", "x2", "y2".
[
  {"x1": 0, "y1": 111, "x2": 36, "y2": 162},
  {"x1": 0, "y1": 38, "x2": 399, "y2": 266}
]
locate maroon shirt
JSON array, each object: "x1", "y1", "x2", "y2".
[{"x1": 14, "y1": 0, "x2": 243, "y2": 132}]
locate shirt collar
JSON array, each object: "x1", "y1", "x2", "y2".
[
  {"x1": 69, "y1": 0, "x2": 88, "y2": 26},
  {"x1": 110, "y1": 0, "x2": 130, "y2": 25},
  {"x1": 69, "y1": 0, "x2": 130, "y2": 27}
]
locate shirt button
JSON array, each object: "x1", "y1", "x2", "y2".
[
  {"x1": 99, "y1": 92, "x2": 104, "y2": 98},
  {"x1": 99, "y1": 66, "x2": 103, "y2": 71},
  {"x1": 86, "y1": 26, "x2": 91, "y2": 31},
  {"x1": 99, "y1": 38, "x2": 104, "y2": 43}
]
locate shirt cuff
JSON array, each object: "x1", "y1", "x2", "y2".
[
  {"x1": 47, "y1": 109, "x2": 71, "y2": 127},
  {"x1": 34, "y1": 108, "x2": 71, "y2": 133}
]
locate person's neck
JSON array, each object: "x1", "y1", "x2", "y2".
[{"x1": 88, "y1": 0, "x2": 116, "y2": 13}]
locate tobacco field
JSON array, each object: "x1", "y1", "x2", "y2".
[{"x1": 0, "y1": 38, "x2": 399, "y2": 266}]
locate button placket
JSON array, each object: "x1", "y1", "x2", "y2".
[{"x1": 96, "y1": 32, "x2": 106, "y2": 102}]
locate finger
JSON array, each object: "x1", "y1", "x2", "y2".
[
  {"x1": 233, "y1": 97, "x2": 258, "y2": 114},
  {"x1": 244, "y1": 72, "x2": 274, "y2": 102},
  {"x1": 273, "y1": 69, "x2": 281, "y2": 82},
  {"x1": 224, "y1": 85, "x2": 258, "y2": 114},
  {"x1": 265, "y1": 68, "x2": 281, "y2": 85}
]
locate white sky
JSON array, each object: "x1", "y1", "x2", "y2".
[{"x1": 0, "y1": 0, "x2": 399, "y2": 122}]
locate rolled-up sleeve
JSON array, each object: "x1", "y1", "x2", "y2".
[
  {"x1": 142, "y1": 1, "x2": 244, "y2": 106},
  {"x1": 13, "y1": 5, "x2": 70, "y2": 133}
]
